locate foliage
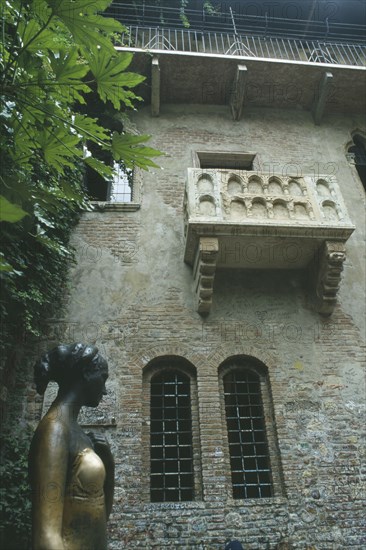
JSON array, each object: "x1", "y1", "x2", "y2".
[
  {"x1": 0, "y1": 0, "x2": 163, "y2": 257},
  {"x1": 203, "y1": 1, "x2": 219, "y2": 16},
  {"x1": 129, "y1": 0, "x2": 220, "y2": 27},
  {"x1": 179, "y1": 0, "x2": 190, "y2": 28},
  {"x1": 0, "y1": 164, "x2": 84, "y2": 355},
  {"x1": 0, "y1": 1, "x2": 166, "y2": 543},
  {"x1": 0, "y1": 421, "x2": 33, "y2": 549},
  {"x1": 0, "y1": 1, "x2": 164, "y2": 541},
  {"x1": 0, "y1": 0, "x2": 163, "y2": 351}
]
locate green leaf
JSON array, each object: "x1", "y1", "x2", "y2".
[
  {"x1": 112, "y1": 133, "x2": 163, "y2": 170},
  {"x1": 0, "y1": 196, "x2": 29, "y2": 223},
  {"x1": 35, "y1": 233, "x2": 71, "y2": 256},
  {"x1": 51, "y1": 50, "x2": 89, "y2": 81},
  {"x1": 34, "y1": 205, "x2": 55, "y2": 228},
  {"x1": 84, "y1": 156, "x2": 114, "y2": 179},
  {"x1": 38, "y1": 127, "x2": 82, "y2": 172},
  {"x1": 12, "y1": 119, "x2": 37, "y2": 166},
  {"x1": 50, "y1": 50, "x2": 90, "y2": 103},
  {"x1": 18, "y1": 19, "x2": 56, "y2": 53},
  {"x1": 59, "y1": 180, "x2": 87, "y2": 203},
  {"x1": 87, "y1": 49, "x2": 145, "y2": 109},
  {"x1": 49, "y1": 0, "x2": 125, "y2": 53},
  {"x1": 73, "y1": 114, "x2": 110, "y2": 144},
  {"x1": 32, "y1": 0, "x2": 53, "y2": 24},
  {"x1": 0, "y1": 254, "x2": 14, "y2": 272},
  {"x1": 112, "y1": 133, "x2": 151, "y2": 146}
]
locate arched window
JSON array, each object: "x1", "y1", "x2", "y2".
[
  {"x1": 348, "y1": 134, "x2": 366, "y2": 191},
  {"x1": 222, "y1": 364, "x2": 274, "y2": 499},
  {"x1": 224, "y1": 369, "x2": 272, "y2": 499},
  {"x1": 150, "y1": 370, "x2": 194, "y2": 502}
]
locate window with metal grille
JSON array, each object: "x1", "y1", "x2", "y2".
[
  {"x1": 85, "y1": 159, "x2": 133, "y2": 202},
  {"x1": 109, "y1": 163, "x2": 133, "y2": 202},
  {"x1": 150, "y1": 370, "x2": 194, "y2": 502},
  {"x1": 348, "y1": 134, "x2": 366, "y2": 191},
  {"x1": 224, "y1": 369, "x2": 272, "y2": 499}
]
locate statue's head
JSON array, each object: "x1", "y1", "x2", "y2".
[{"x1": 34, "y1": 343, "x2": 108, "y2": 407}]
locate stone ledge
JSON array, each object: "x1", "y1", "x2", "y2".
[
  {"x1": 90, "y1": 202, "x2": 141, "y2": 212},
  {"x1": 140, "y1": 496, "x2": 288, "y2": 511},
  {"x1": 143, "y1": 501, "x2": 206, "y2": 511}
]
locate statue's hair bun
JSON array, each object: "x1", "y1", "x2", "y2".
[
  {"x1": 34, "y1": 354, "x2": 52, "y2": 395},
  {"x1": 33, "y1": 345, "x2": 71, "y2": 394},
  {"x1": 33, "y1": 343, "x2": 101, "y2": 394}
]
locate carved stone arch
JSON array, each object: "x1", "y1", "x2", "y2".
[
  {"x1": 227, "y1": 172, "x2": 242, "y2": 184},
  {"x1": 273, "y1": 198, "x2": 290, "y2": 218},
  {"x1": 143, "y1": 354, "x2": 197, "y2": 382},
  {"x1": 198, "y1": 194, "x2": 217, "y2": 216},
  {"x1": 229, "y1": 197, "x2": 247, "y2": 219},
  {"x1": 129, "y1": 344, "x2": 203, "y2": 373},
  {"x1": 197, "y1": 172, "x2": 214, "y2": 194},
  {"x1": 206, "y1": 344, "x2": 278, "y2": 375},
  {"x1": 247, "y1": 174, "x2": 263, "y2": 193},
  {"x1": 268, "y1": 175, "x2": 284, "y2": 194},
  {"x1": 218, "y1": 354, "x2": 269, "y2": 378},
  {"x1": 227, "y1": 173, "x2": 243, "y2": 196}
]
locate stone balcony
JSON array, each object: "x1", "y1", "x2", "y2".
[{"x1": 183, "y1": 169, "x2": 354, "y2": 315}]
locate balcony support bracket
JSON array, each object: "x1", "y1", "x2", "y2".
[
  {"x1": 314, "y1": 240, "x2": 346, "y2": 315},
  {"x1": 193, "y1": 237, "x2": 219, "y2": 315},
  {"x1": 313, "y1": 71, "x2": 333, "y2": 125},
  {"x1": 230, "y1": 64, "x2": 247, "y2": 121},
  {"x1": 151, "y1": 56, "x2": 160, "y2": 117}
]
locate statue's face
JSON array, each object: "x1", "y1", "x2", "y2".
[{"x1": 84, "y1": 364, "x2": 108, "y2": 407}]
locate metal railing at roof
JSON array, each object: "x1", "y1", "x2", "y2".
[
  {"x1": 105, "y1": 3, "x2": 366, "y2": 67},
  {"x1": 105, "y1": 2, "x2": 366, "y2": 44},
  {"x1": 118, "y1": 25, "x2": 365, "y2": 66}
]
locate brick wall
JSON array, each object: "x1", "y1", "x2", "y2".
[{"x1": 29, "y1": 105, "x2": 366, "y2": 548}]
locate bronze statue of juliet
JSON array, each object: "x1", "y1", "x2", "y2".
[{"x1": 29, "y1": 343, "x2": 114, "y2": 550}]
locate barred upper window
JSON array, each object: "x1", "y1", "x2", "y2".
[
  {"x1": 348, "y1": 134, "x2": 366, "y2": 191},
  {"x1": 150, "y1": 370, "x2": 194, "y2": 502},
  {"x1": 223, "y1": 369, "x2": 273, "y2": 499},
  {"x1": 85, "y1": 160, "x2": 133, "y2": 202}
]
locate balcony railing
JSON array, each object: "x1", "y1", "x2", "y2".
[
  {"x1": 106, "y1": 3, "x2": 366, "y2": 67},
  {"x1": 120, "y1": 25, "x2": 366, "y2": 67},
  {"x1": 184, "y1": 169, "x2": 354, "y2": 230},
  {"x1": 183, "y1": 169, "x2": 354, "y2": 315}
]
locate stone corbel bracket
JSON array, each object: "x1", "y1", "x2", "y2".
[
  {"x1": 190, "y1": 236, "x2": 349, "y2": 316},
  {"x1": 193, "y1": 237, "x2": 219, "y2": 315},
  {"x1": 315, "y1": 241, "x2": 346, "y2": 315}
]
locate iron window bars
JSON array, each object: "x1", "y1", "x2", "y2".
[
  {"x1": 224, "y1": 369, "x2": 272, "y2": 499},
  {"x1": 150, "y1": 370, "x2": 194, "y2": 502}
]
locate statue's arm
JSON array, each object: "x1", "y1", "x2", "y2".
[
  {"x1": 87, "y1": 432, "x2": 115, "y2": 518},
  {"x1": 29, "y1": 419, "x2": 68, "y2": 550}
]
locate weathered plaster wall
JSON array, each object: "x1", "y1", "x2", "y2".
[{"x1": 41, "y1": 105, "x2": 365, "y2": 548}]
